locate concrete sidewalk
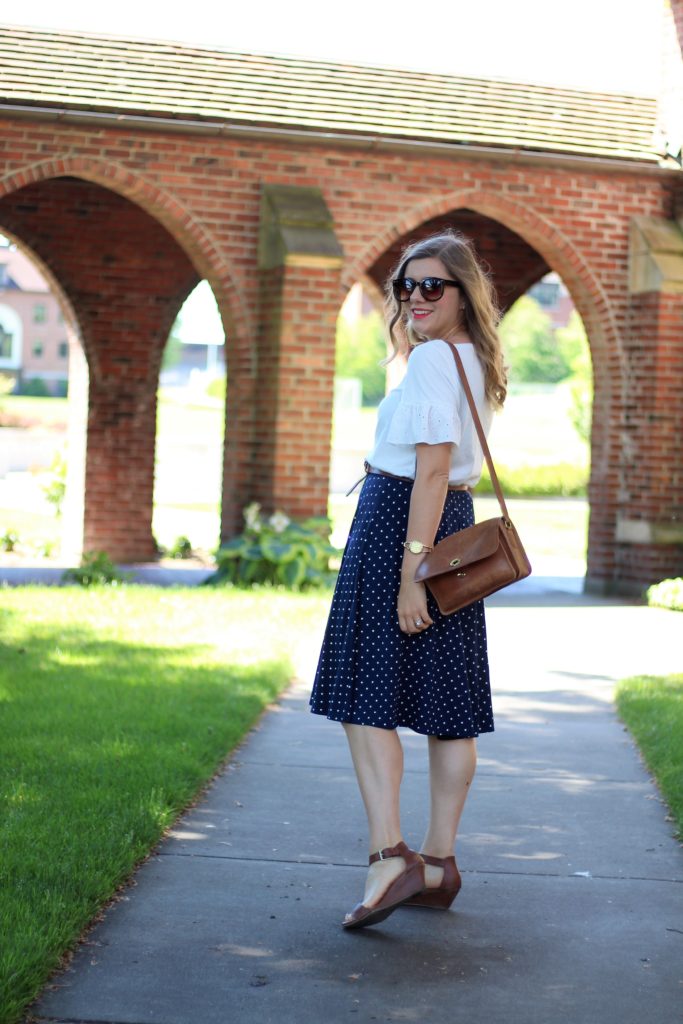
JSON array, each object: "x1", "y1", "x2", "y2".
[{"x1": 32, "y1": 580, "x2": 682, "y2": 1024}]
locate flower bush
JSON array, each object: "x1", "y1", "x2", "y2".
[
  {"x1": 208, "y1": 502, "x2": 340, "y2": 590},
  {"x1": 62, "y1": 551, "x2": 131, "y2": 587},
  {"x1": 646, "y1": 578, "x2": 683, "y2": 612},
  {"x1": 42, "y1": 452, "x2": 67, "y2": 518}
]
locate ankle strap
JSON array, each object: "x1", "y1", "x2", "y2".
[
  {"x1": 368, "y1": 840, "x2": 410, "y2": 865},
  {"x1": 420, "y1": 853, "x2": 455, "y2": 867}
]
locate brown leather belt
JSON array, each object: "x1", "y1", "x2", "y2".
[{"x1": 344, "y1": 460, "x2": 470, "y2": 496}]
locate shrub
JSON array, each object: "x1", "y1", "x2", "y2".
[
  {"x1": 206, "y1": 376, "x2": 226, "y2": 401},
  {"x1": 18, "y1": 376, "x2": 51, "y2": 397},
  {"x1": 336, "y1": 309, "x2": 387, "y2": 406},
  {"x1": 167, "y1": 535, "x2": 194, "y2": 559},
  {"x1": 42, "y1": 452, "x2": 67, "y2": 518},
  {"x1": 62, "y1": 551, "x2": 131, "y2": 587},
  {"x1": 646, "y1": 578, "x2": 683, "y2": 612},
  {"x1": 1, "y1": 530, "x2": 19, "y2": 552},
  {"x1": 208, "y1": 502, "x2": 340, "y2": 590},
  {"x1": 36, "y1": 538, "x2": 58, "y2": 558},
  {"x1": 475, "y1": 462, "x2": 588, "y2": 498}
]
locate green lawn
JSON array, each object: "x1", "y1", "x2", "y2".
[
  {"x1": 615, "y1": 674, "x2": 683, "y2": 841},
  {"x1": 0, "y1": 586, "x2": 329, "y2": 1024}
]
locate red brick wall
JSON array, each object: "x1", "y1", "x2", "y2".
[
  {"x1": 252, "y1": 263, "x2": 339, "y2": 517},
  {"x1": 0, "y1": 174, "x2": 199, "y2": 559},
  {"x1": 0, "y1": 124, "x2": 681, "y2": 590},
  {"x1": 673, "y1": 0, "x2": 683, "y2": 52}
]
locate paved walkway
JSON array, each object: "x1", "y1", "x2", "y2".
[{"x1": 32, "y1": 578, "x2": 682, "y2": 1024}]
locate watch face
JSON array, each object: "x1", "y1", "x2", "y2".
[{"x1": 409, "y1": 541, "x2": 422, "y2": 554}]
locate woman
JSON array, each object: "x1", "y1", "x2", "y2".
[{"x1": 309, "y1": 228, "x2": 506, "y2": 930}]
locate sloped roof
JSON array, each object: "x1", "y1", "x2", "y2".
[
  {"x1": 0, "y1": 244, "x2": 48, "y2": 292},
  {"x1": 0, "y1": 24, "x2": 666, "y2": 164}
]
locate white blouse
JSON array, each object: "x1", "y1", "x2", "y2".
[{"x1": 365, "y1": 339, "x2": 494, "y2": 488}]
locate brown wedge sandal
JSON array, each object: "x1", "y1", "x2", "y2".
[
  {"x1": 342, "y1": 841, "x2": 425, "y2": 930},
  {"x1": 402, "y1": 854, "x2": 462, "y2": 910}
]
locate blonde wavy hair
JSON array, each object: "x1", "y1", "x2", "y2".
[{"x1": 383, "y1": 229, "x2": 507, "y2": 409}]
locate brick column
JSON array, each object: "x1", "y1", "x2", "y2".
[
  {"x1": 252, "y1": 263, "x2": 340, "y2": 519},
  {"x1": 220, "y1": 323, "x2": 259, "y2": 539},
  {"x1": 613, "y1": 288, "x2": 683, "y2": 590},
  {"x1": 246, "y1": 184, "x2": 344, "y2": 525},
  {"x1": 0, "y1": 176, "x2": 200, "y2": 563},
  {"x1": 83, "y1": 365, "x2": 161, "y2": 562}
]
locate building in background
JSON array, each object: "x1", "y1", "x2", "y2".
[
  {"x1": 0, "y1": 239, "x2": 68, "y2": 396},
  {"x1": 527, "y1": 272, "x2": 575, "y2": 329}
]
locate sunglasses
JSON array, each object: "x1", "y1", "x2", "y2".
[{"x1": 392, "y1": 277, "x2": 460, "y2": 303}]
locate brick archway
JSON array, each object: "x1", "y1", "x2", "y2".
[
  {"x1": 1, "y1": 23, "x2": 680, "y2": 590},
  {"x1": 0, "y1": 225, "x2": 90, "y2": 558},
  {"x1": 345, "y1": 191, "x2": 622, "y2": 587},
  {"x1": 345, "y1": 187, "x2": 619, "y2": 359},
  {"x1": 0, "y1": 161, "x2": 255, "y2": 560},
  {"x1": 0, "y1": 157, "x2": 245, "y2": 342},
  {"x1": 0, "y1": 224, "x2": 81, "y2": 331}
]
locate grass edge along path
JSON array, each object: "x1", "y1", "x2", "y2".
[
  {"x1": 0, "y1": 584, "x2": 330, "y2": 1024},
  {"x1": 615, "y1": 673, "x2": 683, "y2": 842}
]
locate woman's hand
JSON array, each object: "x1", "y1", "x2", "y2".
[
  {"x1": 397, "y1": 578, "x2": 434, "y2": 634},
  {"x1": 397, "y1": 441, "x2": 451, "y2": 635}
]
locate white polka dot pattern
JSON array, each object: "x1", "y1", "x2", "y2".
[{"x1": 309, "y1": 474, "x2": 494, "y2": 739}]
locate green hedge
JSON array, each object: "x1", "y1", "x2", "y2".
[
  {"x1": 475, "y1": 461, "x2": 587, "y2": 498},
  {"x1": 646, "y1": 578, "x2": 683, "y2": 612}
]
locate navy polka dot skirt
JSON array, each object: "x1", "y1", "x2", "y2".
[{"x1": 309, "y1": 474, "x2": 494, "y2": 739}]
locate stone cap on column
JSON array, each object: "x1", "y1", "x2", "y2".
[
  {"x1": 629, "y1": 215, "x2": 683, "y2": 293},
  {"x1": 258, "y1": 184, "x2": 344, "y2": 270}
]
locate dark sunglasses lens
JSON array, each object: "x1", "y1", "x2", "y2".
[
  {"x1": 420, "y1": 278, "x2": 444, "y2": 300},
  {"x1": 394, "y1": 278, "x2": 414, "y2": 301}
]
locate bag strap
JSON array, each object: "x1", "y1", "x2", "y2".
[{"x1": 447, "y1": 343, "x2": 511, "y2": 522}]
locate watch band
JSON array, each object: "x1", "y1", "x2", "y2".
[{"x1": 403, "y1": 540, "x2": 434, "y2": 554}]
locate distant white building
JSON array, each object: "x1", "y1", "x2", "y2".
[{"x1": 0, "y1": 240, "x2": 69, "y2": 395}]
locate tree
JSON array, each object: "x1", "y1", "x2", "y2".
[
  {"x1": 556, "y1": 311, "x2": 592, "y2": 444},
  {"x1": 500, "y1": 295, "x2": 571, "y2": 383},
  {"x1": 162, "y1": 315, "x2": 184, "y2": 371},
  {"x1": 335, "y1": 309, "x2": 387, "y2": 406}
]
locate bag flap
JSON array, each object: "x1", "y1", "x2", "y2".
[{"x1": 415, "y1": 518, "x2": 505, "y2": 583}]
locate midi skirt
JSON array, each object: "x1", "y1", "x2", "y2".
[{"x1": 309, "y1": 473, "x2": 494, "y2": 739}]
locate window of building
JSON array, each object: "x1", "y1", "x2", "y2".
[
  {"x1": 32, "y1": 341, "x2": 44, "y2": 358},
  {"x1": 33, "y1": 304, "x2": 47, "y2": 323},
  {"x1": 530, "y1": 282, "x2": 560, "y2": 307},
  {"x1": 58, "y1": 341, "x2": 68, "y2": 359},
  {"x1": 0, "y1": 324, "x2": 12, "y2": 359}
]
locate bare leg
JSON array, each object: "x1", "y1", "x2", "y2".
[
  {"x1": 420, "y1": 736, "x2": 477, "y2": 887},
  {"x1": 342, "y1": 723, "x2": 410, "y2": 913}
]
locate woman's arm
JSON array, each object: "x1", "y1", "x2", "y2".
[{"x1": 396, "y1": 440, "x2": 452, "y2": 634}]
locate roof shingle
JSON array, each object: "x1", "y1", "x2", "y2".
[{"x1": 0, "y1": 24, "x2": 667, "y2": 164}]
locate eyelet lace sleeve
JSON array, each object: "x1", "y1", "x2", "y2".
[{"x1": 386, "y1": 341, "x2": 462, "y2": 446}]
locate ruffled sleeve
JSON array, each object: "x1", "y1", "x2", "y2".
[{"x1": 386, "y1": 341, "x2": 461, "y2": 446}]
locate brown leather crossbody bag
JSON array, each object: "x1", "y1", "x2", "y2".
[{"x1": 413, "y1": 343, "x2": 532, "y2": 614}]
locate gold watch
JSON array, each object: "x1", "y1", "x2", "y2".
[{"x1": 403, "y1": 540, "x2": 433, "y2": 554}]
